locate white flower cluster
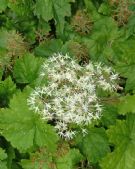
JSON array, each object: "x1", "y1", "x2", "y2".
[{"x1": 27, "y1": 53, "x2": 118, "y2": 139}]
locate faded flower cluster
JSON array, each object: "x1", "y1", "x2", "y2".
[{"x1": 27, "y1": 53, "x2": 118, "y2": 139}]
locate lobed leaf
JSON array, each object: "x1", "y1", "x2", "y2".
[
  {"x1": 118, "y1": 95, "x2": 135, "y2": 114},
  {"x1": 13, "y1": 53, "x2": 42, "y2": 86},
  {"x1": 100, "y1": 114, "x2": 135, "y2": 169},
  {"x1": 0, "y1": 148, "x2": 7, "y2": 169},
  {"x1": 0, "y1": 89, "x2": 58, "y2": 153},
  {"x1": 34, "y1": 0, "x2": 72, "y2": 35},
  {"x1": 55, "y1": 149, "x2": 83, "y2": 169},
  {"x1": 76, "y1": 128, "x2": 110, "y2": 163}
]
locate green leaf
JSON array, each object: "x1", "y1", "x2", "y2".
[
  {"x1": 76, "y1": 128, "x2": 110, "y2": 163},
  {"x1": 0, "y1": 76, "x2": 16, "y2": 97},
  {"x1": 0, "y1": 148, "x2": 7, "y2": 169},
  {"x1": 0, "y1": 30, "x2": 8, "y2": 49},
  {"x1": 34, "y1": 0, "x2": 53, "y2": 21},
  {"x1": 13, "y1": 53, "x2": 42, "y2": 86},
  {"x1": 8, "y1": 0, "x2": 33, "y2": 16},
  {"x1": 34, "y1": 0, "x2": 72, "y2": 35},
  {"x1": 53, "y1": 0, "x2": 71, "y2": 35},
  {"x1": 6, "y1": 145, "x2": 15, "y2": 169},
  {"x1": 114, "y1": 39, "x2": 135, "y2": 91},
  {"x1": 84, "y1": 0, "x2": 101, "y2": 21},
  {"x1": 98, "y1": 3, "x2": 111, "y2": 15},
  {"x1": 116, "y1": 63, "x2": 135, "y2": 91},
  {"x1": 0, "y1": 89, "x2": 58, "y2": 153},
  {"x1": 11, "y1": 162, "x2": 22, "y2": 169},
  {"x1": 21, "y1": 148, "x2": 54, "y2": 169},
  {"x1": 0, "y1": 148, "x2": 7, "y2": 160},
  {"x1": 35, "y1": 39, "x2": 63, "y2": 57},
  {"x1": 0, "y1": 161, "x2": 7, "y2": 169},
  {"x1": 118, "y1": 95, "x2": 135, "y2": 114},
  {"x1": 37, "y1": 21, "x2": 51, "y2": 36},
  {"x1": 100, "y1": 114, "x2": 135, "y2": 169},
  {"x1": 0, "y1": 69, "x2": 3, "y2": 81},
  {"x1": 56, "y1": 149, "x2": 83, "y2": 169},
  {"x1": 83, "y1": 17, "x2": 119, "y2": 62},
  {"x1": 21, "y1": 148, "x2": 83, "y2": 169},
  {"x1": 0, "y1": 0, "x2": 8, "y2": 13},
  {"x1": 101, "y1": 105, "x2": 118, "y2": 127},
  {"x1": 125, "y1": 15, "x2": 135, "y2": 38},
  {"x1": 0, "y1": 76, "x2": 16, "y2": 107}
]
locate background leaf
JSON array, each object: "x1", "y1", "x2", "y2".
[
  {"x1": 76, "y1": 128, "x2": 110, "y2": 163},
  {"x1": 34, "y1": 0, "x2": 53, "y2": 21},
  {"x1": 0, "y1": 148, "x2": 7, "y2": 169},
  {"x1": 118, "y1": 95, "x2": 135, "y2": 114},
  {"x1": 55, "y1": 149, "x2": 83, "y2": 169},
  {"x1": 21, "y1": 147, "x2": 54, "y2": 169},
  {"x1": 0, "y1": 76, "x2": 16, "y2": 107},
  {"x1": 34, "y1": 0, "x2": 72, "y2": 35},
  {"x1": 100, "y1": 114, "x2": 135, "y2": 169},
  {"x1": 13, "y1": 53, "x2": 42, "y2": 86},
  {"x1": 35, "y1": 39, "x2": 63, "y2": 57},
  {"x1": 0, "y1": 0, "x2": 8, "y2": 13},
  {"x1": 0, "y1": 89, "x2": 58, "y2": 153}
]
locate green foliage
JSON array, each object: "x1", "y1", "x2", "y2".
[
  {"x1": 116, "y1": 62, "x2": 135, "y2": 91},
  {"x1": 35, "y1": 39, "x2": 63, "y2": 57},
  {"x1": 0, "y1": 69, "x2": 3, "y2": 80},
  {"x1": 101, "y1": 105, "x2": 118, "y2": 127},
  {"x1": 34, "y1": 0, "x2": 73, "y2": 35},
  {"x1": 21, "y1": 147, "x2": 83, "y2": 169},
  {"x1": 76, "y1": 128, "x2": 110, "y2": 164},
  {"x1": 98, "y1": 2, "x2": 111, "y2": 16},
  {"x1": 118, "y1": 95, "x2": 135, "y2": 114},
  {"x1": 84, "y1": 0, "x2": 100, "y2": 21},
  {"x1": 0, "y1": 148, "x2": 7, "y2": 161},
  {"x1": 34, "y1": 0, "x2": 54, "y2": 22},
  {"x1": 0, "y1": 0, "x2": 8, "y2": 13},
  {"x1": 21, "y1": 147, "x2": 54, "y2": 169},
  {"x1": 0, "y1": 89, "x2": 58, "y2": 153},
  {"x1": 0, "y1": 148, "x2": 7, "y2": 169},
  {"x1": 0, "y1": 0, "x2": 135, "y2": 168},
  {"x1": 100, "y1": 114, "x2": 135, "y2": 169},
  {"x1": 13, "y1": 53, "x2": 42, "y2": 86},
  {"x1": 8, "y1": 0, "x2": 34, "y2": 16},
  {"x1": 115, "y1": 38, "x2": 135, "y2": 91},
  {"x1": 126, "y1": 15, "x2": 135, "y2": 38},
  {"x1": 55, "y1": 149, "x2": 83, "y2": 169},
  {"x1": 83, "y1": 17, "x2": 120, "y2": 62},
  {"x1": 0, "y1": 76, "x2": 16, "y2": 107}
]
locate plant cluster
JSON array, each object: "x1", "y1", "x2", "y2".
[
  {"x1": 27, "y1": 53, "x2": 118, "y2": 139},
  {"x1": 0, "y1": 0, "x2": 135, "y2": 169}
]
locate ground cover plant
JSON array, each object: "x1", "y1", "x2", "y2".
[{"x1": 0, "y1": 0, "x2": 135, "y2": 169}]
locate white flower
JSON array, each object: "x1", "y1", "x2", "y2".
[
  {"x1": 103, "y1": 66, "x2": 112, "y2": 74},
  {"x1": 81, "y1": 128, "x2": 88, "y2": 136},
  {"x1": 98, "y1": 80, "x2": 112, "y2": 91},
  {"x1": 110, "y1": 73, "x2": 119, "y2": 81},
  {"x1": 55, "y1": 121, "x2": 68, "y2": 131},
  {"x1": 64, "y1": 131, "x2": 76, "y2": 140},
  {"x1": 95, "y1": 103, "x2": 102, "y2": 112},
  {"x1": 27, "y1": 53, "x2": 118, "y2": 139}
]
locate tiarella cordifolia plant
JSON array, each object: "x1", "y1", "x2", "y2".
[{"x1": 27, "y1": 53, "x2": 118, "y2": 139}]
